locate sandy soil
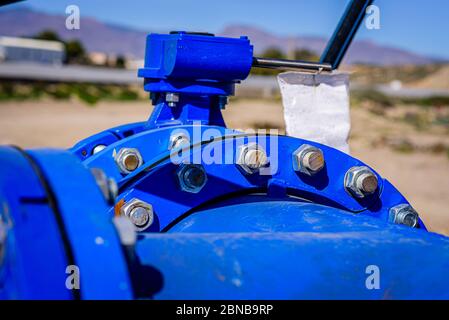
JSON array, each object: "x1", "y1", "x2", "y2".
[
  {"x1": 1, "y1": 99, "x2": 448, "y2": 236},
  {"x1": 411, "y1": 65, "x2": 449, "y2": 90}
]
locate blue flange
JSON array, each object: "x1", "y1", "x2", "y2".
[{"x1": 0, "y1": 147, "x2": 132, "y2": 299}]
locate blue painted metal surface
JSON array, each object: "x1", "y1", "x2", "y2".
[
  {"x1": 1, "y1": 29, "x2": 449, "y2": 300},
  {"x1": 0, "y1": 147, "x2": 132, "y2": 299},
  {"x1": 0, "y1": 147, "x2": 71, "y2": 300},
  {"x1": 140, "y1": 198, "x2": 449, "y2": 299},
  {"x1": 138, "y1": 32, "x2": 253, "y2": 94},
  {"x1": 27, "y1": 149, "x2": 133, "y2": 299},
  {"x1": 138, "y1": 32, "x2": 253, "y2": 128}
]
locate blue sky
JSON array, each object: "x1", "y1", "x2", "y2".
[{"x1": 13, "y1": 0, "x2": 449, "y2": 58}]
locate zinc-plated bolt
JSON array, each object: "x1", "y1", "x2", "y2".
[
  {"x1": 236, "y1": 143, "x2": 269, "y2": 174},
  {"x1": 292, "y1": 144, "x2": 325, "y2": 176},
  {"x1": 114, "y1": 148, "x2": 143, "y2": 174},
  {"x1": 344, "y1": 166, "x2": 378, "y2": 198},
  {"x1": 92, "y1": 144, "x2": 107, "y2": 155},
  {"x1": 165, "y1": 92, "x2": 179, "y2": 107},
  {"x1": 389, "y1": 204, "x2": 419, "y2": 228},
  {"x1": 120, "y1": 198, "x2": 154, "y2": 231},
  {"x1": 176, "y1": 164, "x2": 208, "y2": 193},
  {"x1": 168, "y1": 133, "x2": 190, "y2": 151},
  {"x1": 90, "y1": 168, "x2": 118, "y2": 204}
]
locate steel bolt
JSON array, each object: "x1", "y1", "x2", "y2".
[
  {"x1": 92, "y1": 144, "x2": 107, "y2": 155},
  {"x1": 129, "y1": 207, "x2": 150, "y2": 227},
  {"x1": 176, "y1": 164, "x2": 208, "y2": 193},
  {"x1": 389, "y1": 204, "x2": 419, "y2": 228},
  {"x1": 292, "y1": 144, "x2": 325, "y2": 176},
  {"x1": 236, "y1": 143, "x2": 269, "y2": 174},
  {"x1": 165, "y1": 92, "x2": 179, "y2": 107},
  {"x1": 120, "y1": 198, "x2": 154, "y2": 231},
  {"x1": 90, "y1": 168, "x2": 118, "y2": 204},
  {"x1": 168, "y1": 133, "x2": 190, "y2": 151},
  {"x1": 344, "y1": 166, "x2": 378, "y2": 198},
  {"x1": 114, "y1": 148, "x2": 143, "y2": 174}
]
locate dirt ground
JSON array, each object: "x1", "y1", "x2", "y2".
[{"x1": 1, "y1": 99, "x2": 448, "y2": 236}]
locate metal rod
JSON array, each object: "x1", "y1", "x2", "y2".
[
  {"x1": 252, "y1": 57, "x2": 332, "y2": 72},
  {"x1": 0, "y1": 0, "x2": 24, "y2": 7},
  {"x1": 320, "y1": 0, "x2": 375, "y2": 69}
]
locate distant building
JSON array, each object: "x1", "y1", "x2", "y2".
[
  {"x1": 88, "y1": 52, "x2": 125, "y2": 67},
  {"x1": 0, "y1": 36, "x2": 65, "y2": 65}
]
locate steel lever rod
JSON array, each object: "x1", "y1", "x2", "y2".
[
  {"x1": 252, "y1": 57, "x2": 332, "y2": 72},
  {"x1": 320, "y1": 0, "x2": 375, "y2": 69}
]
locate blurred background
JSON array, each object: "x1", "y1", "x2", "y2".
[{"x1": 0, "y1": 0, "x2": 448, "y2": 235}]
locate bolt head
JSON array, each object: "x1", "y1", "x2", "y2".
[
  {"x1": 344, "y1": 166, "x2": 378, "y2": 198},
  {"x1": 176, "y1": 164, "x2": 208, "y2": 193},
  {"x1": 92, "y1": 144, "x2": 107, "y2": 155},
  {"x1": 114, "y1": 148, "x2": 143, "y2": 174},
  {"x1": 236, "y1": 143, "x2": 269, "y2": 174},
  {"x1": 166, "y1": 93, "x2": 179, "y2": 107},
  {"x1": 389, "y1": 204, "x2": 419, "y2": 228},
  {"x1": 165, "y1": 92, "x2": 179, "y2": 102},
  {"x1": 120, "y1": 198, "x2": 154, "y2": 231},
  {"x1": 292, "y1": 144, "x2": 325, "y2": 176},
  {"x1": 129, "y1": 207, "x2": 150, "y2": 227},
  {"x1": 168, "y1": 133, "x2": 190, "y2": 151},
  {"x1": 90, "y1": 168, "x2": 117, "y2": 204},
  {"x1": 165, "y1": 92, "x2": 179, "y2": 108}
]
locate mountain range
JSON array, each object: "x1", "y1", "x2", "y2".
[{"x1": 0, "y1": 7, "x2": 438, "y2": 65}]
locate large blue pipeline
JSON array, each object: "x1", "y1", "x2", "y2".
[{"x1": 1, "y1": 2, "x2": 449, "y2": 300}]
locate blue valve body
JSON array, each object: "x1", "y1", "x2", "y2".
[{"x1": 1, "y1": 31, "x2": 449, "y2": 300}]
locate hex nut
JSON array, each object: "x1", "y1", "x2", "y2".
[
  {"x1": 120, "y1": 198, "x2": 154, "y2": 231},
  {"x1": 176, "y1": 164, "x2": 208, "y2": 193},
  {"x1": 292, "y1": 144, "x2": 325, "y2": 176},
  {"x1": 389, "y1": 204, "x2": 419, "y2": 228},
  {"x1": 166, "y1": 92, "x2": 179, "y2": 107},
  {"x1": 114, "y1": 148, "x2": 143, "y2": 174},
  {"x1": 236, "y1": 143, "x2": 269, "y2": 174},
  {"x1": 344, "y1": 166, "x2": 378, "y2": 198}
]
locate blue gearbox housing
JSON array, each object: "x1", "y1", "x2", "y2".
[
  {"x1": 138, "y1": 32, "x2": 253, "y2": 128},
  {"x1": 1, "y1": 32, "x2": 449, "y2": 300}
]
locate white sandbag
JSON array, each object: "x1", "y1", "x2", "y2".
[{"x1": 278, "y1": 71, "x2": 351, "y2": 154}]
